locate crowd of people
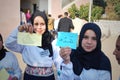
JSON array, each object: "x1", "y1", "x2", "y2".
[{"x1": 0, "y1": 9, "x2": 120, "y2": 80}]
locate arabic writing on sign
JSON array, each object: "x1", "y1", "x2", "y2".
[
  {"x1": 56, "y1": 32, "x2": 78, "y2": 49},
  {"x1": 17, "y1": 32, "x2": 42, "y2": 46}
]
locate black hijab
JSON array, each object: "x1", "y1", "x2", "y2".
[
  {"x1": 70, "y1": 23, "x2": 111, "y2": 75},
  {"x1": 30, "y1": 10, "x2": 53, "y2": 57},
  {"x1": 0, "y1": 34, "x2": 7, "y2": 60}
]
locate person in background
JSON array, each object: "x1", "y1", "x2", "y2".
[
  {"x1": 113, "y1": 35, "x2": 120, "y2": 80},
  {"x1": 48, "y1": 14, "x2": 55, "y2": 31},
  {"x1": 54, "y1": 14, "x2": 63, "y2": 32},
  {"x1": 71, "y1": 13, "x2": 87, "y2": 35},
  {"x1": 25, "y1": 9, "x2": 31, "y2": 23},
  {"x1": 113, "y1": 35, "x2": 120, "y2": 65},
  {"x1": 58, "y1": 12, "x2": 74, "y2": 32},
  {"x1": 0, "y1": 33, "x2": 22, "y2": 80},
  {"x1": 59, "y1": 23, "x2": 112, "y2": 80},
  {"x1": 20, "y1": 8, "x2": 27, "y2": 25},
  {"x1": 5, "y1": 10, "x2": 62, "y2": 80}
]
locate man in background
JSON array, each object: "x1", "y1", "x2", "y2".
[{"x1": 58, "y1": 12, "x2": 74, "y2": 32}]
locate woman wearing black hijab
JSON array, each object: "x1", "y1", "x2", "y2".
[
  {"x1": 0, "y1": 34, "x2": 22, "y2": 80},
  {"x1": 59, "y1": 23, "x2": 112, "y2": 80},
  {"x1": 5, "y1": 10, "x2": 62, "y2": 80}
]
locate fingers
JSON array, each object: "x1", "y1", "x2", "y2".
[
  {"x1": 60, "y1": 47, "x2": 71, "y2": 64},
  {"x1": 60, "y1": 47, "x2": 71, "y2": 55},
  {"x1": 18, "y1": 23, "x2": 33, "y2": 33},
  {"x1": 28, "y1": 24, "x2": 33, "y2": 33},
  {"x1": 18, "y1": 25, "x2": 24, "y2": 32}
]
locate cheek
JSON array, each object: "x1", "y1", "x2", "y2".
[
  {"x1": 81, "y1": 40, "x2": 85, "y2": 48},
  {"x1": 93, "y1": 42, "x2": 97, "y2": 48},
  {"x1": 116, "y1": 50, "x2": 120, "y2": 56},
  {"x1": 42, "y1": 25, "x2": 46, "y2": 33},
  {"x1": 43, "y1": 25, "x2": 46, "y2": 30}
]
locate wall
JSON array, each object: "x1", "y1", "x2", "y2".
[
  {"x1": 0, "y1": 0, "x2": 20, "y2": 40},
  {"x1": 0, "y1": 0, "x2": 26, "y2": 76}
]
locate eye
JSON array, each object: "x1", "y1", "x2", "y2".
[
  {"x1": 34, "y1": 23, "x2": 39, "y2": 26},
  {"x1": 34, "y1": 23, "x2": 45, "y2": 26},
  {"x1": 83, "y1": 35, "x2": 89, "y2": 39},
  {"x1": 92, "y1": 37, "x2": 97, "y2": 40},
  {"x1": 116, "y1": 45, "x2": 120, "y2": 51},
  {"x1": 40, "y1": 23, "x2": 45, "y2": 26}
]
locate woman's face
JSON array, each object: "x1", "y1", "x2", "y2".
[
  {"x1": 113, "y1": 37, "x2": 120, "y2": 65},
  {"x1": 82, "y1": 29, "x2": 97, "y2": 52},
  {"x1": 33, "y1": 16, "x2": 46, "y2": 34}
]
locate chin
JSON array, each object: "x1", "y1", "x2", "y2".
[{"x1": 84, "y1": 48, "x2": 93, "y2": 52}]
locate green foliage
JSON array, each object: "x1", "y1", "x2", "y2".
[
  {"x1": 91, "y1": 6, "x2": 103, "y2": 21},
  {"x1": 78, "y1": 4, "x2": 89, "y2": 20},
  {"x1": 68, "y1": 4, "x2": 78, "y2": 19},
  {"x1": 114, "y1": 3, "x2": 120, "y2": 16},
  {"x1": 106, "y1": 0, "x2": 120, "y2": 20},
  {"x1": 68, "y1": 4, "x2": 103, "y2": 21}
]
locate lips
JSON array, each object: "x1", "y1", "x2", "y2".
[
  {"x1": 85, "y1": 46, "x2": 92, "y2": 49},
  {"x1": 35, "y1": 28, "x2": 43, "y2": 34}
]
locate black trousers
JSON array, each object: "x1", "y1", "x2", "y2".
[{"x1": 23, "y1": 72, "x2": 55, "y2": 80}]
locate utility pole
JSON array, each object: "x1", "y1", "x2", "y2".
[{"x1": 89, "y1": 0, "x2": 93, "y2": 22}]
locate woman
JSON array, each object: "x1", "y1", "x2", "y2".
[
  {"x1": 0, "y1": 34, "x2": 21, "y2": 80},
  {"x1": 59, "y1": 23, "x2": 112, "y2": 80},
  {"x1": 25, "y1": 9, "x2": 31, "y2": 23},
  {"x1": 113, "y1": 35, "x2": 120, "y2": 65},
  {"x1": 5, "y1": 10, "x2": 62, "y2": 80}
]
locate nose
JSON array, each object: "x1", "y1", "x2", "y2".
[
  {"x1": 113, "y1": 49, "x2": 117, "y2": 55},
  {"x1": 37, "y1": 25, "x2": 42, "y2": 28},
  {"x1": 87, "y1": 38, "x2": 92, "y2": 44}
]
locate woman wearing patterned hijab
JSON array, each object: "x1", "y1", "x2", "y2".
[{"x1": 59, "y1": 23, "x2": 112, "y2": 80}]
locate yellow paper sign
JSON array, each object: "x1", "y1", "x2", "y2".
[
  {"x1": 18, "y1": 32, "x2": 42, "y2": 46},
  {"x1": 0, "y1": 68, "x2": 9, "y2": 80}
]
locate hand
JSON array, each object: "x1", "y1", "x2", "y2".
[
  {"x1": 12, "y1": 76, "x2": 18, "y2": 80},
  {"x1": 60, "y1": 47, "x2": 71, "y2": 64},
  {"x1": 18, "y1": 23, "x2": 33, "y2": 33}
]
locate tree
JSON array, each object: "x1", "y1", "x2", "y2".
[
  {"x1": 68, "y1": 4, "x2": 78, "y2": 19},
  {"x1": 105, "y1": 0, "x2": 120, "y2": 20},
  {"x1": 68, "y1": 4, "x2": 103, "y2": 21},
  {"x1": 91, "y1": 6, "x2": 103, "y2": 21}
]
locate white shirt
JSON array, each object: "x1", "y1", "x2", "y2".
[
  {"x1": 5, "y1": 28, "x2": 63, "y2": 68},
  {"x1": 54, "y1": 18, "x2": 61, "y2": 31},
  {"x1": 59, "y1": 62, "x2": 111, "y2": 80}
]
